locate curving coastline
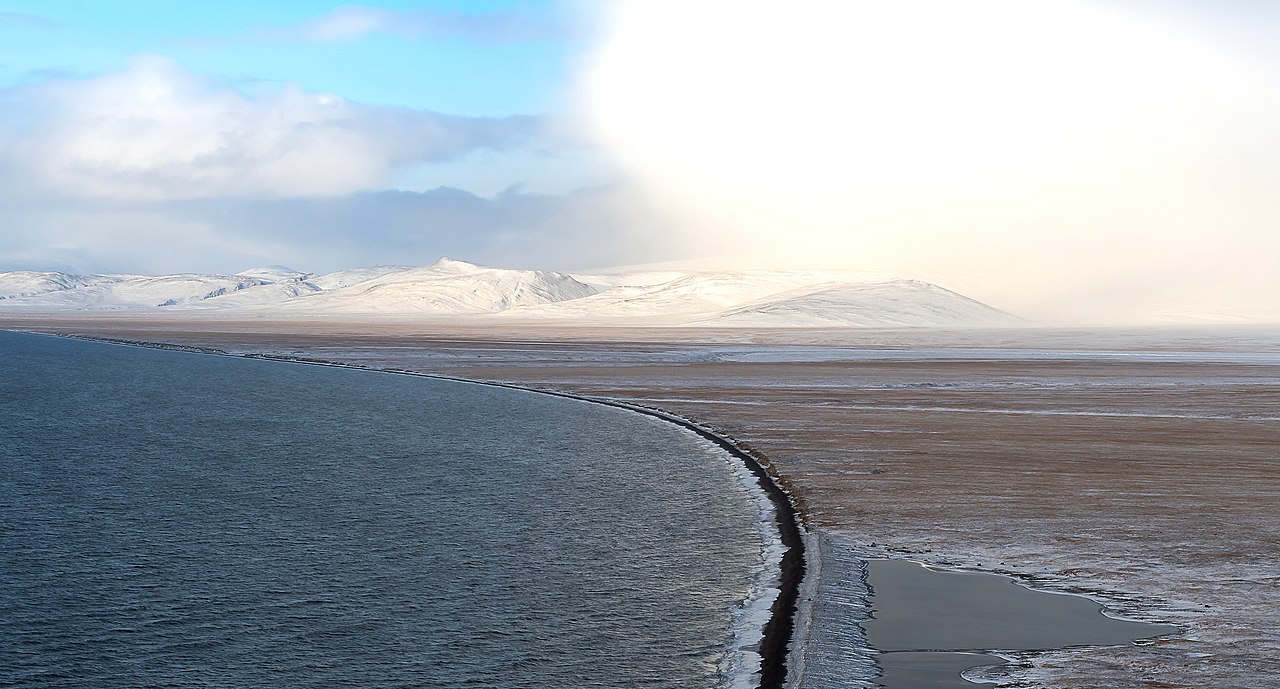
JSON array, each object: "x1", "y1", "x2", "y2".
[
  {"x1": 447, "y1": 378, "x2": 809, "y2": 689},
  {"x1": 31, "y1": 332, "x2": 809, "y2": 689}
]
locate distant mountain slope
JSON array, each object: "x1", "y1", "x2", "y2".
[
  {"x1": 274, "y1": 258, "x2": 597, "y2": 314},
  {"x1": 306, "y1": 265, "x2": 414, "y2": 291},
  {"x1": 0, "y1": 272, "x2": 122, "y2": 301},
  {"x1": 506, "y1": 268, "x2": 1019, "y2": 327},
  {"x1": 695, "y1": 280, "x2": 1020, "y2": 327},
  {"x1": 513, "y1": 269, "x2": 897, "y2": 323},
  {"x1": 0, "y1": 273, "x2": 271, "y2": 310},
  {"x1": 235, "y1": 266, "x2": 309, "y2": 282},
  {"x1": 180, "y1": 279, "x2": 323, "y2": 309},
  {"x1": 0, "y1": 258, "x2": 1018, "y2": 326}
]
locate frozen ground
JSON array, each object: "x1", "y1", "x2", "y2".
[{"x1": 6, "y1": 318, "x2": 1278, "y2": 688}]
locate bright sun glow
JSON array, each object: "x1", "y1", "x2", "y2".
[
  {"x1": 585, "y1": 0, "x2": 1277, "y2": 321},
  {"x1": 592, "y1": 0, "x2": 1234, "y2": 210}
]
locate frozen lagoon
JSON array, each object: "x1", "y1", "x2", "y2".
[{"x1": 865, "y1": 559, "x2": 1176, "y2": 688}]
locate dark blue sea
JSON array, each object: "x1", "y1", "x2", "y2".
[{"x1": 0, "y1": 331, "x2": 777, "y2": 689}]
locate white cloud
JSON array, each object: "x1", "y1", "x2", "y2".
[
  {"x1": 0, "y1": 52, "x2": 661, "y2": 279},
  {"x1": 298, "y1": 4, "x2": 565, "y2": 42},
  {"x1": 300, "y1": 5, "x2": 390, "y2": 40},
  {"x1": 0, "y1": 55, "x2": 538, "y2": 200}
]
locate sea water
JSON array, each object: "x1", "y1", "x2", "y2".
[{"x1": 0, "y1": 332, "x2": 777, "y2": 689}]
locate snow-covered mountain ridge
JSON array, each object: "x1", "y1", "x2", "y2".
[{"x1": 0, "y1": 258, "x2": 1019, "y2": 327}]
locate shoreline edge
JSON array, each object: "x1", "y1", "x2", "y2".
[{"x1": 23, "y1": 331, "x2": 810, "y2": 689}]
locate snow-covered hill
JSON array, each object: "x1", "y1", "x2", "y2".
[
  {"x1": 0, "y1": 271, "x2": 123, "y2": 301},
  {"x1": 513, "y1": 268, "x2": 898, "y2": 323},
  {"x1": 506, "y1": 267, "x2": 1019, "y2": 327},
  {"x1": 695, "y1": 280, "x2": 1019, "y2": 327},
  {"x1": 0, "y1": 258, "x2": 1019, "y2": 326},
  {"x1": 0, "y1": 273, "x2": 272, "y2": 309},
  {"x1": 235, "y1": 266, "x2": 311, "y2": 283},
  {"x1": 274, "y1": 258, "x2": 597, "y2": 314},
  {"x1": 0, "y1": 259, "x2": 599, "y2": 316}
]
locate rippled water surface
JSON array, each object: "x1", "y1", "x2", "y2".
[{"x1": 0, "y1": 332, "x2": 769, "y2": 688}]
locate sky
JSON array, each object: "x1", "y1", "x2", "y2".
[{"x1": 0, "y1": 0, "x2": 1277, "y2": 323}]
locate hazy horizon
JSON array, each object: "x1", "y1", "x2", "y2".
[{"x1": 1, "y1": 1, "x2": 1277, "y2": 325}]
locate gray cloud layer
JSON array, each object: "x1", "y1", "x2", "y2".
[{"x1": 0, "y1": 183, "x2": 685, "y2": 275}]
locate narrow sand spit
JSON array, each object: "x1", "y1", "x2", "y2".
[{"x1": 6, "y1": 316, "x2": 1279, "y2": 688}]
